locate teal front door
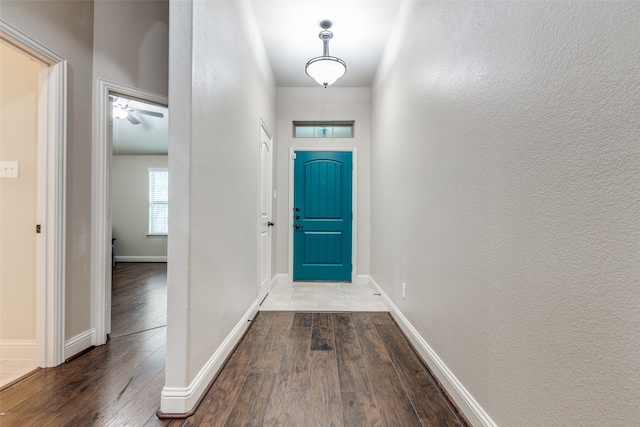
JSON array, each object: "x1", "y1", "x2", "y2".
[{"x1": 293, "y1": 151, "x2": 353, "y2": 281}]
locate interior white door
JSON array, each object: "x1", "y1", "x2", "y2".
[{"x1": 258, "y1": 123, "x2": 273, "y2": 302}]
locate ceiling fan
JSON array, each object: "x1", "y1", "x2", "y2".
[{"x1": 111, "y1": 96, "x2": 164, "y2": 125}]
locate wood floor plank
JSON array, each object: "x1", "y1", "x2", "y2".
[
  {"x1": 0, "y1": 412, "x2": 40, "y2": 426},
  {"x1": 309, "y1": 349, "x2": 344, "y2": 427},
  {"x1": 307, "y1": 313, "x2": 343, "y2": 426},
  {"x1": 351, "y1": 312, "x2": 423, "y2": 427},
  {"x1": 224, "y1": 373, "x2": 276, "y2": 426},
  {"x1": 333, "y1": 313, "x2": 371, "y2": 393},
  {"x1": 375, "y1": 323, "x2": 459, "y2": 421},
  {"x1": 263, "y1": 327, "x2": 312, "y2": 426},
  {"x1": 280, "y1": 327, "x2": 312, "y2": 373},
  {"x1": 250, "y1": 312, "x2": 295, "y2": 373},
  {"x1": 292, "y1": 312, "x2": 313, "y2": 328},
  {"x1": 103, "y1": 356, "x2": 167, "y2": 426},
  {"x1": 341, "y1": 391, "x2": 384, "y2": 427},
  {"x1": 420, "y1": 418, "x2": 463, "y2": 427},
  {"x1": 311, "y1": 312, "x2": 334, "y2": 351}
]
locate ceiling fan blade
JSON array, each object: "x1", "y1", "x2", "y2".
[
  {"x1": 134, "y1": 108, "x2": 164, "y2": 118},
  {"x1": 126, "y1": 114, "x2": 141, "y2": 125}
]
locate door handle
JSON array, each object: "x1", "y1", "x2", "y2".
[
  {"x1": 268, "y1": 222, "x2": 275, "y2": 226},
  {"x1": 295, "y1": 224, "x2": 301, "y2": 229}
]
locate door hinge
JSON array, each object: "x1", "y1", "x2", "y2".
[
  {"x1": 292, "y1": 153, "x2": 297, "y2": 160},
  {"x1": 36, "y1": 224, "x2": 42, "y2": 234},
  {"x1": 351, "y1": 263, "x2": 353, "y2": 271}
]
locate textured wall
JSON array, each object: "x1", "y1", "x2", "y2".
[
  {"x1": 92, "y1": 0, "x2": 169, "y2": 96},
  {"x1": 275, "y1": 87, "x2": 371, "y2": 278},
  {"x1": 111, "y1": 155, "x2": 168, "y2": 258},
  {"x1": 371, "y1": 1, "x2": 640, "y2": 425},
  {"x1": 166, "y1": 0, "x2": 277, "y2": 389},
  {"x1": 1, "y1": 0, "x2": 95, "y2": 341}
]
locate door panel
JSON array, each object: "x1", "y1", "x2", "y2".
[{"x1": 293, "y1": 151, "x2": 352, "y2": 281}]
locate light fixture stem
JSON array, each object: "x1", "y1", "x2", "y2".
[{"x1": 323, "y1": 38, "x2": 330, "y2": 57}]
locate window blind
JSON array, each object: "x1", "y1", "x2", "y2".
[{"x1": 149, "y1": 168, "x2": 168, "y2": 235}]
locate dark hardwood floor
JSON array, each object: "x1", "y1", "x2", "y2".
[
  {"x1": 0, "y1": 264, "x2": 467, "y2": 426},
  {"x1": 111, "y1": 262, "x2": 167, "y2": 337},
  {"x1": 176, "y1": 312, "x2": 467, "y2": 427}
]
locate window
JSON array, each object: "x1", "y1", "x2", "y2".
[
  {"x1": 148, "y1": 168, "x2": 168, "y2": 235},
  {"x1": 293, "y1": 121, "x2": 354, "y2": 138}
]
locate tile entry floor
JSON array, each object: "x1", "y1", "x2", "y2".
[
  {"x1": 260, "y1": 281, "x2": 387, "y2": 311},
  {"x1": 0, "y1": 359, "x2": 38, "y2": 389}
]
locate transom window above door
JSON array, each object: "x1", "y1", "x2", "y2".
[{"x1": 293, "y1": 121, "x2": 354, "y2": 138}]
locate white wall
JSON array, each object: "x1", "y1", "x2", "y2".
[
  {"x1": 0, "y1": 40, "x2": 45, "y2": 358},
  {"x1": 165, "y1": 0, "x2": 276, "y2": 413},
  {"x1": 371, "y1": 1, "x2": 640, "y2": 425},
  {"x1": 111, "y1": 155, "x2": 168, "y2": 260},
  {"x1": 1, "y1": 0, "x2": 95, "y2": 342},
  {"x1": 276, "y1": 87, "x2": 371, "y2": 279}
]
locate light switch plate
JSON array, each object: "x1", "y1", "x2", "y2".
[{"x1": 0, "y1": 161, "x2": 19, "y2": 178}]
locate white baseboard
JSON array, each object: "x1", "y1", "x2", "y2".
[
  {"x1": 0, "y1": 340, "x2": 36, "y2": 359},
  {"x1": 160, "y1": 298, "x2": 261, "y2": 415},
  {"x1": 274, "y1": 273, "x2": 290, "y2": 284},
  {"x1": 64, "y1": 329, "x2": 95, "y2": 360},
  {"x1": 114, "y1": 256, "x2": 167, "y2": 263},
  {"x1": 369, "y1": 276, "x2": 496, "y2": 427}
]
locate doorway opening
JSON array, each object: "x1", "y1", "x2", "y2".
[
  {"x1": 92, "y1": 81, "x2": 168, "y2": 344},
  {"x1": 0, "y1": 21, "x2": 67, "y2": 371}
]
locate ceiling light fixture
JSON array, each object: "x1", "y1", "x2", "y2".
[{"x1": 305, "y1": 20, "x2": 346, "y2": 88}]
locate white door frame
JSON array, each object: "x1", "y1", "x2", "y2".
[
  {"x1": 288, "y1": 147, "x2": 358, "y2": 282},
  {"x1": 258, "y1": 120, "x2": 273, "y2": 301},
  {"x1": 92, "y1": 80, "x2": 168, "y2": 345},
  {"x1": 0, "y1": 20, "x2": 67, "y2": 367}
]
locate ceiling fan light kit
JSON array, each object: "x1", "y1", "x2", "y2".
[
  {"x1": 111, "y1": 96, "x2": 164, "y2": 125},
  {"x1": 305, "y1": 20, "x2": 347, "y2": 88}
]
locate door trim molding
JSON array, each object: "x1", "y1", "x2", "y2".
[
  {"x1": 0, "y1": 20, "x2": 67, "y2": 367},
  {"x1": 92, "y1": 80, "x2": 168, "y2": 346},
  {"x1": 288, "y1": 147, "x2": 358, "y2": 282},
  {"x1": 258, "y1": 119, "x2": 273, "y2": 301}
]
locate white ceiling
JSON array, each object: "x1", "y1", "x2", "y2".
[
  {"x1": 251, "y1": 0, "x2": 402, "y2": 87},
  {"x1": 114, "y1": 1, "x2": 400, "y2": 154}
]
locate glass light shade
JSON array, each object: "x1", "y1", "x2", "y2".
[
  {"x1": 305, "y1": 56, "x2": 347, "y2": 87},
  {"x1": 113, "y1": 106, "x2": 129, "y2": 119}
]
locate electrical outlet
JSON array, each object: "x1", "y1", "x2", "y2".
[
  {"x1": 402, "y1": 282, "x2": 406, "y2": 299},
  {"x1": 0, "y1": 161, "x2": 19, "y2": 178}
]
